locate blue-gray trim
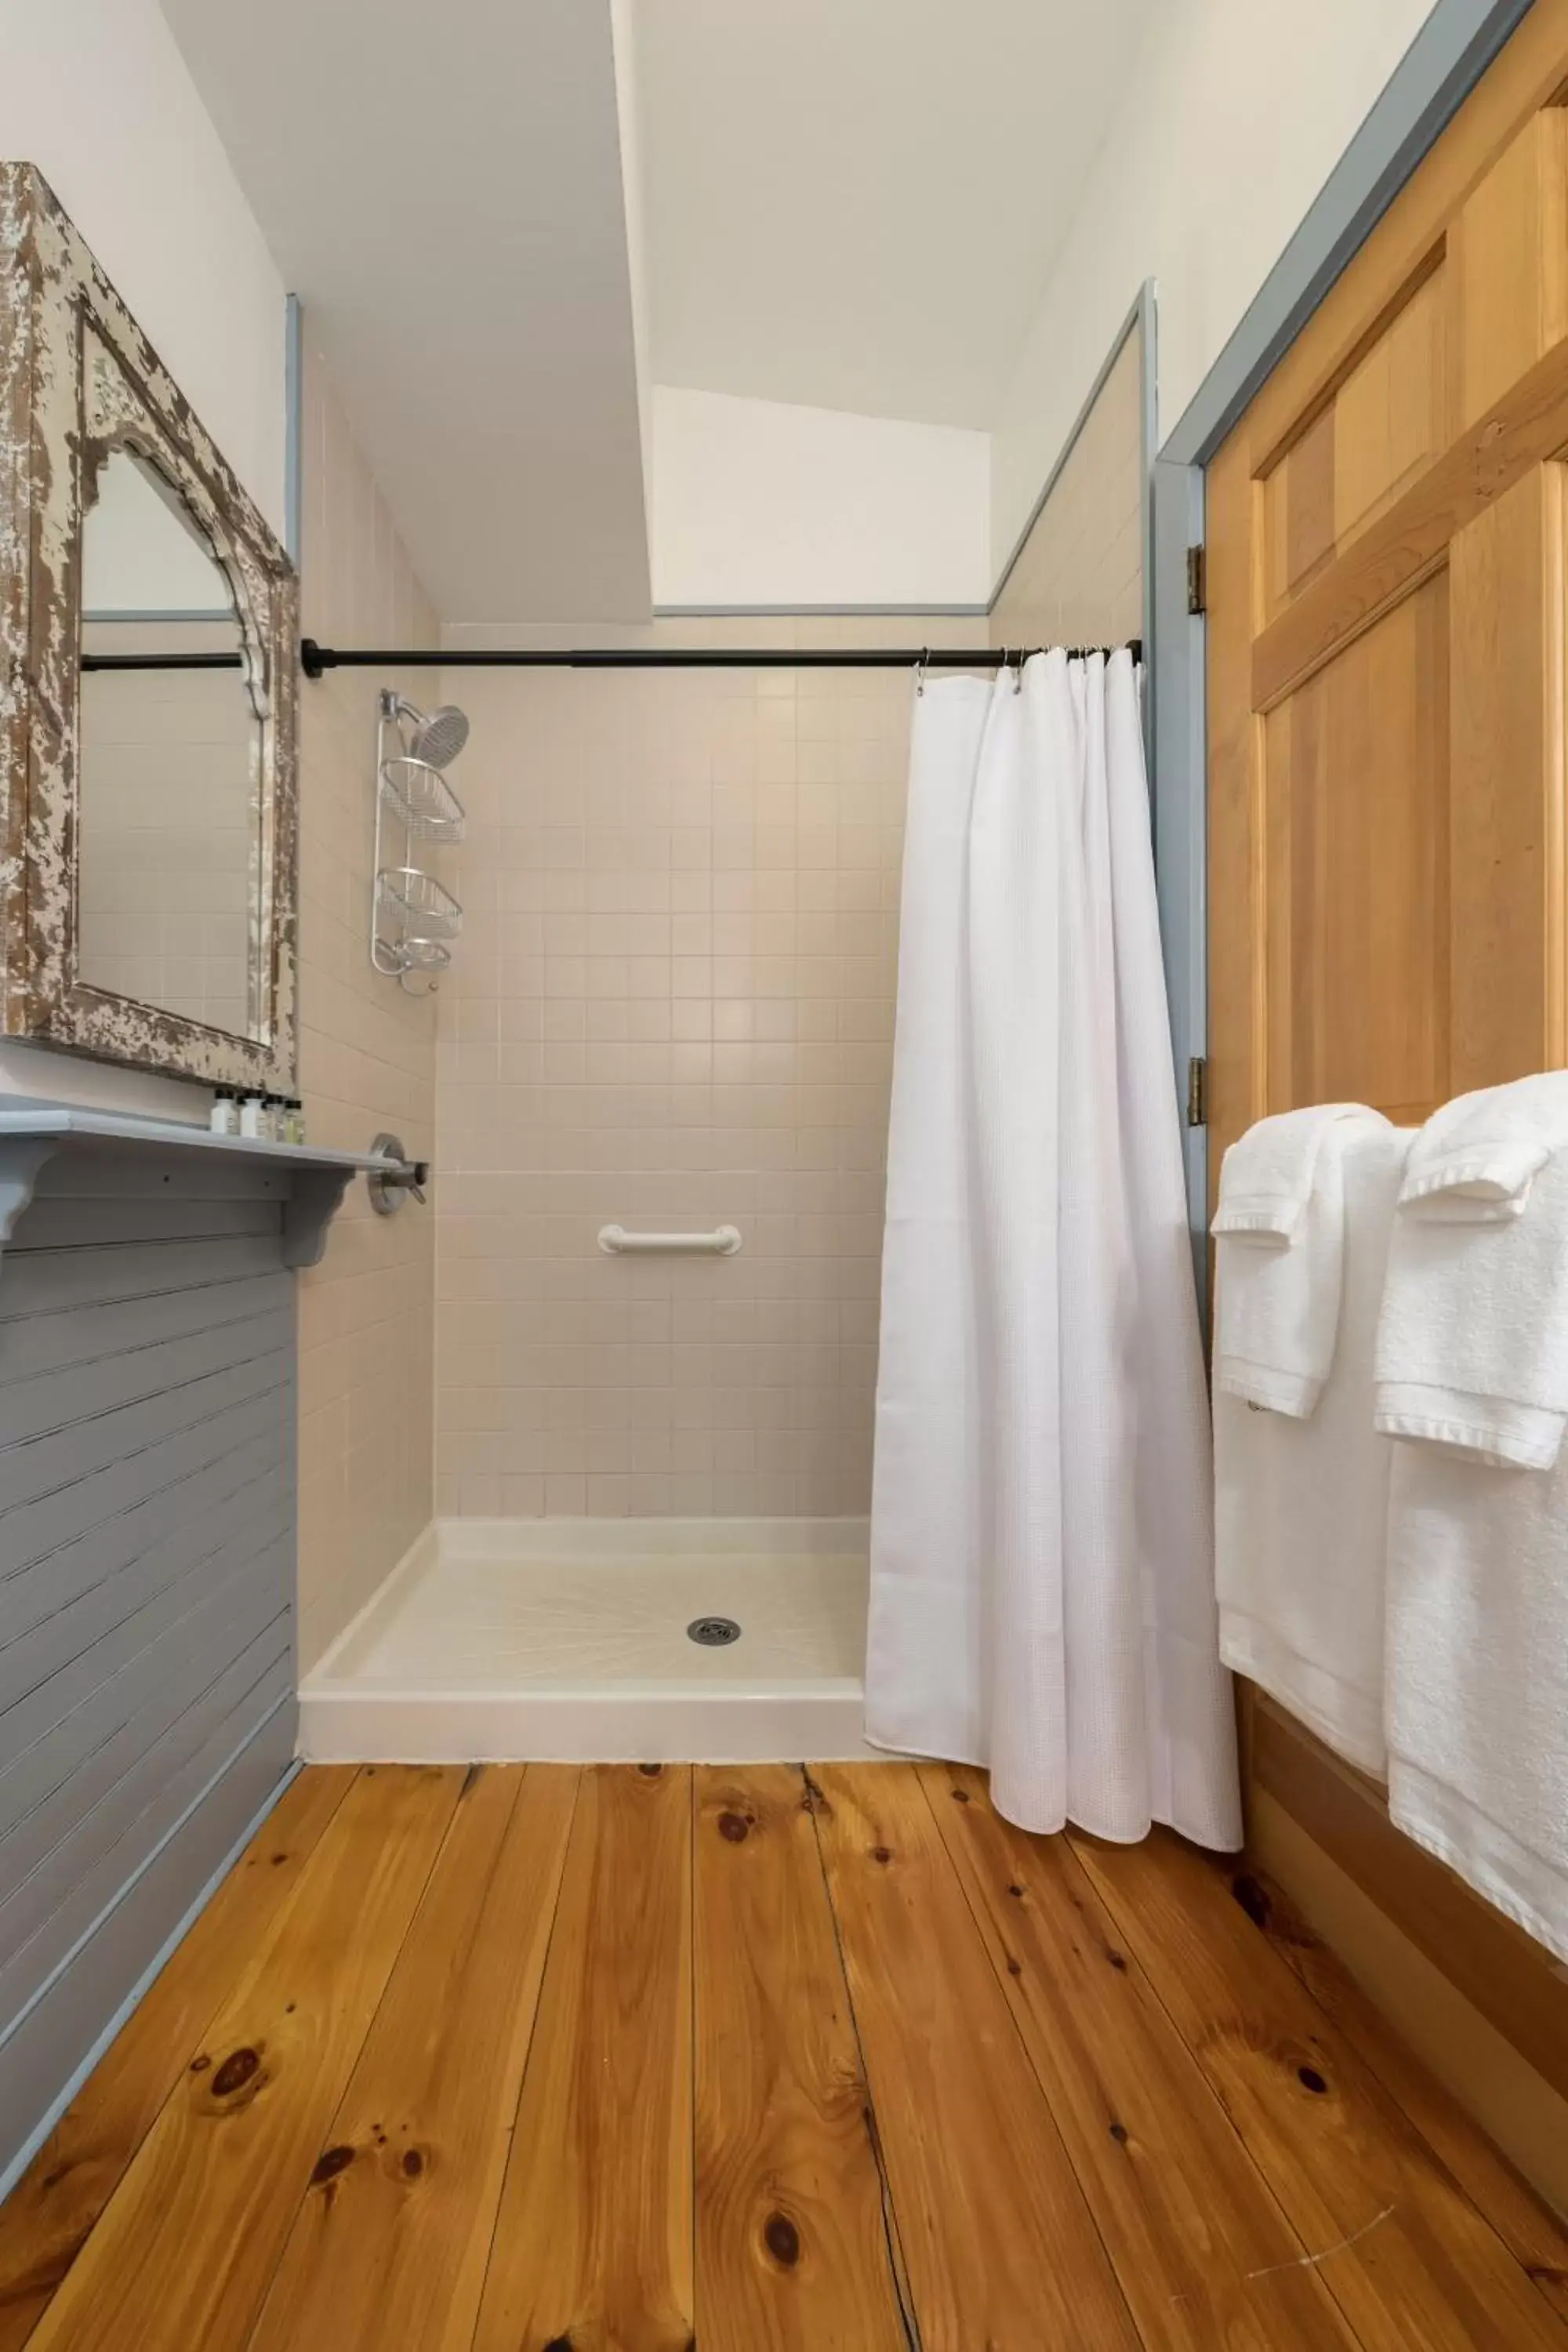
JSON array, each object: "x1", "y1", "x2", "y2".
[
  {"x1": 284, "y1": 292, "x2": 303, "y2": 568},
  {"x1": 1151, "y1": 456, "x2": 1207, "y2": 1301},
  {"x1": 1150, "y1": 0, "x2": 1534, "y2": 1287}
]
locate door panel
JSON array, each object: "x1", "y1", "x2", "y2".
[
  {"x1": 1261, "y1": 571, "x2": 1450, "y2": 1123},
  {"x1": 1334, "y1": 258, "x2": 1450, "y2": 547},
  {"x1": 1261, "y1": 253, "x2": 1449, "y2": 618},
  {"x1": 1448, "y1": 461, "x2": 1567, "y2": 1089},
  {"x1": 1454, "y1": 103, "x2": 1568, "y2": 430}
]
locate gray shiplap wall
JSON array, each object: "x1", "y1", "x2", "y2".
[{"x1": 0, "y1": 1147, "x2": 298, "y2": 2182}]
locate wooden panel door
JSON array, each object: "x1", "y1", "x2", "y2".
[
  {"x1": 1205, "y1": 0, "x2": 1568, "y2": 2201},
  {"x1": 1208, "y1": 15, "x2": 1568, "y2": 1185}
]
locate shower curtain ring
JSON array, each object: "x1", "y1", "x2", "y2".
[
  {"x1": 1012, "y1": 647, "x2": 1024, "y2": 693},
  {"x1": 916, "y1": 647, "x2": 929, "y2": 697}
]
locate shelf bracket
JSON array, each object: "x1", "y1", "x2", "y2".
[
  {"x1": 0, "y1": 1137, "x2": 60, "y2": 1267},
  {"x1": 281, "y1": 1167, "x2": 358, "y2": 1270}
]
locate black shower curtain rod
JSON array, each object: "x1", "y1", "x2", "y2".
[
  {"x1": 80, "y1": 652, "x2": 245, "y2": 671},
  {"x1": 78, "y1": 637, "x2": 1143, "y2": 676},
  {"x1": 298, "y1": 636, "x2": 1142, "y2": 678}
]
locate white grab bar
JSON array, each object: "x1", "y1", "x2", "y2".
[{"x1": 597, "y1": 1223, "x2": 742, "y2": 1256}]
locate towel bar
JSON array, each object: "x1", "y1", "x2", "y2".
[{"x1": 597, "y1": 1224, "x2": 742, "y2": 1255}]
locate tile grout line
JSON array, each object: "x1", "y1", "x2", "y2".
[{"x1": 800, "y1": 1762, "x2": 923, "y2": 2352}]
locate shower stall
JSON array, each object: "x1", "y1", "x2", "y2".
[
  {"x1": 293, "y1": 614, "x2": 1192, "y2": 1790},
  {"x1": 299, "y1": 1515, "x2": 873, "y2": 1761},
  {"x1": 299, "y1": 635, "x2": 960, "y2": 1760}
]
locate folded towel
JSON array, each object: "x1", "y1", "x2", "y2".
[
  {"x1": 1374, "y1": 1074, "x2": 1568, "y2": 1468},
  {"x1": 1397, "y1": 1073, "x2": 1568, "y2": 1222},
  {"x1": 1385, "y1": 1437, "x2": 1568, "y2": 1964},
  {"x1": 1212, "y1": 1104, "x2": 1390, "y2": 1417},
  {"x1": 1214, "y1": 1123, "x2": 1408, "y2": 1771}
]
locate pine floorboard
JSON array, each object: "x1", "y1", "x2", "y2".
[
  {"x1": 0, "y1": 1762, "x2": 356, "y2": 2352},
  {"x1": 693, "y1": 1764, "x2": 909, "y2": 2352},
  {"x1": 1, "y1": 1759, "x2": 1563, "y2": 2352}
]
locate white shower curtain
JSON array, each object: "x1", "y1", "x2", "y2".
[{"x1": 865, "y1": 650, "x2": 1241, "y2": 1847}]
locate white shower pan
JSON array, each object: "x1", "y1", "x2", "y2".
[{"x1": 297, "y1": 1516, "x2": 874, "y2": 1763}]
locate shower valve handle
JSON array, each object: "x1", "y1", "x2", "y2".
[{"x1": 367, "y1": 1133, "x2": 430, "y2": 1214}]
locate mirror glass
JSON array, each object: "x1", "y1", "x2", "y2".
[{"x1": 76, "y1": 448, "x2": 259, "y2": 1034}]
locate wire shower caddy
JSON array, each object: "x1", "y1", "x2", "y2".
[{"x1": 371, "y1": 692, "x2": 466, "y2": 991}]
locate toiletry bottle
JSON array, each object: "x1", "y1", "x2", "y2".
[
  {"x1": 238, "y1": 1090, "x2": 266, "y2": 1139},
  {"x1": 286, "y1": 1095, "x2": 306, "y2": 1145},
  {"x1": 209, "y1": 1086, "x2": 239, "y2": 1138}
]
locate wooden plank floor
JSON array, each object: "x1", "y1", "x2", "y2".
[{"x1": 2, "y1": 1762, "x2": 1566, "y2": 2352}]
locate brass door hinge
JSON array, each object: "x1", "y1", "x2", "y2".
[
  {"x1": 1187, "y1": 1055, "x2": 1207, "y2": 1127},
  {"x1": 1186, "y1": 544, "x2": 1207, "y2": 616}
]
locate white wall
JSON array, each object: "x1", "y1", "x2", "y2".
[
  {"x1": 652, "y1": 386, "x2": 990, "y2": 609},
  {"x1": 0, "y1": 0, "x2": 287, "y2": 1114},
  {"x1": 990, "y1": 0, "x2": 1441, "y2": 560},
  {"x1": 652, "y1": 0, "x2": 1444, "y2": 608},
  {"x1": 0, "y1": 0, "x2": 288, "y2": 538}
]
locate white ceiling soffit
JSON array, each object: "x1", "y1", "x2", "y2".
[
  {"x1": 637, "y1": 0, "x2": 1157, "y2": 430},
  {"x1": 159, "y1": 0, "x2": 650, "y2": 622}
]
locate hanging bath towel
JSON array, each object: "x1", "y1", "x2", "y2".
[{"x1": 865, "y1": 652, "x2": 1240, "y2": 1846}]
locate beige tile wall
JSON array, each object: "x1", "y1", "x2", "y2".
[
  {"x1": 294, "y1": 341, "x2": 441, "y2": 1668},
  {"x1": 315, "y1": 321, "x2": 1138, "y2": 1544},
  {"x1": 991, "y1": 325, "x2": 1144, "y2": 652},
  {"x1": 434, "y1": 615, "x2": 988, "y2": 1519}
]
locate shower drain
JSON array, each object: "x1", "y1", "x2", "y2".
[{"x1": 688, "y1": 1615, "x2": 742, "y2": 1648}]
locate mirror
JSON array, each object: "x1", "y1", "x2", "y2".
[
  {"x1": 78, "y1": 449, "x2": 260, "y2": 1036},
  {"x1": 0, "y1": 166, "x2": 298, "y2": 1090}
]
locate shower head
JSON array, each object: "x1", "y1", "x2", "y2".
[
  {"x1": 408, "y1": 701, "x2": 470, "y2": 768},
  {"x1": 386, "y1": 694, "x2": 470, "y2": 768}
]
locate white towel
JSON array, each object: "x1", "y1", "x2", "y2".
[
  {"x1": 1385, "y1": 1439, "x2": 1568, "y2": 1963},
  {"x1": 1214, "y1": 1124, "x2": 1409, "y2": 1772},
  {"x1": 1212, "y1": 1105, "x2": 1390, "y2": 1417},
  {"x1": 1374, "y1": 1074, "x2": 1568, "y2": 1468},
  {"x1": 1397, "y1": 1072, "x2": 1568, "y2": 1221}
]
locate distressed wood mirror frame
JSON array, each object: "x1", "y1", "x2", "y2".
[{"x1": 0, "y1": 162, "x2": 298, "y2": 1088}]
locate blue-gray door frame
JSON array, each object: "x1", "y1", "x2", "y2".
[{"x1": 1149, "y1": 0, "x2": 1536, "y2": 1294}]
